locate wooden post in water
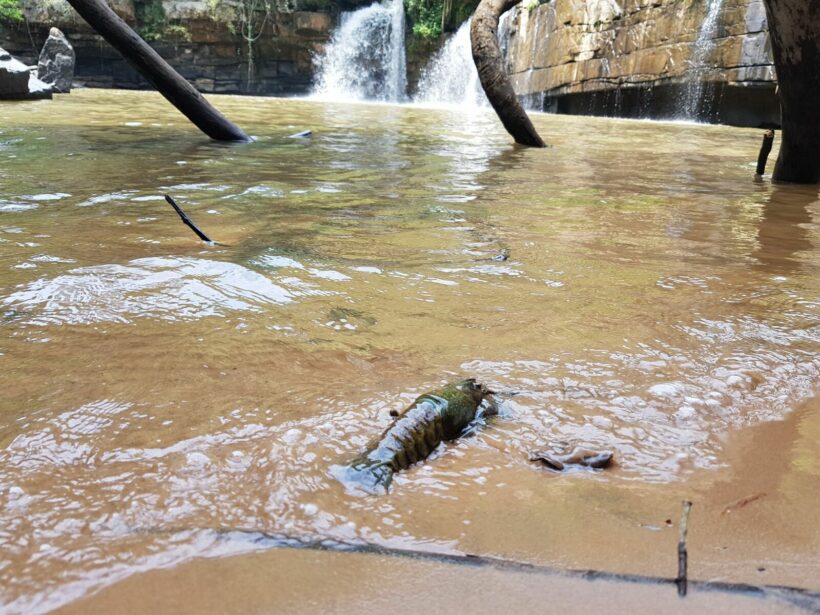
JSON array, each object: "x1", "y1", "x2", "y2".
[
  {"x1": 65, "y1": 0, "x2": 250, "y2": 142},
  {"x1": 756, "y1": 129, "x2": 775, "y2": 177},
  {"x1": 676, "y1": 500, "x2": 693, "y2": 597},
  {"x1": 470, "y1": 0, "x2": 545, "y2": 148}
]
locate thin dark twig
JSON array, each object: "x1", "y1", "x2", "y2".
[
  {"x1": 677, "y1": 500, "x2": 693, "y2": 597},
  {"x1": 164, "y1": 194, "x2": 214, "y2": 243}
]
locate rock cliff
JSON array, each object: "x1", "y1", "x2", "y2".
[{"x1": 502, "y1": 0, "x2": 777, "y2": 124}]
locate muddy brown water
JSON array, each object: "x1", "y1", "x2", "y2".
[{"x1": 1, "y1": 90, "x2": 818, "y2": 613}]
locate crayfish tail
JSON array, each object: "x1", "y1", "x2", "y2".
[{"x1": 330, "y1": 461, "x2": 394, "y2": 496}]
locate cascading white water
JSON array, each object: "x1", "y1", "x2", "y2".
[
  {"x1": 315, "y1": 5, "x2": 533, "y2": 109},
  {"x1": 313, "y1": 0, "x2": 407, "y2": 102},
  {"x1": 414, "y1": 20, "x2": 485, "y2": 106},
  {"x1": 678, "y1": 0, "x2": 724, "y2": 119},
  {"x1": 414, "y1": 12, "x2": 519, "y2": 108}
]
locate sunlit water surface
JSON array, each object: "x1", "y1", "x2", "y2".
[{"x1": 1, "y1": 90, "x2": 818, "y2": 612}]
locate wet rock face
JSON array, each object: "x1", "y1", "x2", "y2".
[
  {"x1": 37, "y1": 27, "x2": 75, "y2": 93},
  {"x1": 294, "y1": 11, "x2": 333, "y2": 37},
  {"x1": 503, "y1": 0, "x2": 777, "y2": 121},
  {"x1": 0, "y1": 47, "x2": 53, "y2": 100}
]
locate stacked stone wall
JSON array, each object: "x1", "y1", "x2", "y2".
[{"x1": 0, "y1": 0, "x2": 333, "y2": 94}]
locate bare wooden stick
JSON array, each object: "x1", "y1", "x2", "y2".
[
  {"x1": 164, "y1": 194, "x2": 214, "y2": 243},
  {"x1": 677, "y1": 500, "x2": 693, "y2": 597},
  {"x1": 756, "y1": 129, "x2": 775, "y2": 177}
]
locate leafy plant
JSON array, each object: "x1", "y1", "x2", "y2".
[
  {"x1": 0, "y1": 0, "x2": 23, "y2": 22},
  {"x1": 164, "y1": 23, "x2": 192, "y2": 41},
  {"x1": 133, "y1": 0, "x2": 168, "y2": 41},
  {"x1": 405, "y1": 0, "x2": 479, "y2": 40},
  {"x1": 132, "y1": 0, "x2": 192, "y2": 43},
  {"x1": 406, "y1": 0, "x2": 443, "y2": 39}
]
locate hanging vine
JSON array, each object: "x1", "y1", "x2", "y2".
[{"x1": 234, "y1": 0, "x2": 271, "y2": 88}]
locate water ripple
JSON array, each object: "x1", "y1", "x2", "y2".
[{"x1": 2, "y1": 257, "x2": 295, "y2": 325}]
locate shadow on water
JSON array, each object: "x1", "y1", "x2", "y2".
[{"x1": 754, "y1": 185, "x2": 818, "y2": 275}]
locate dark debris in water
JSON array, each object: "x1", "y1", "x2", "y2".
[
  {"x1": 491, "y1": 248, "x2": 510, "y2": 262},
  {"x1": 529, "y1": 447, "x2": 614, "y2": 471}
]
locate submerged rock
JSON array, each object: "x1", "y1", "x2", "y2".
[
  {"x1": 491, "y1": 248, "x2": 510, "y2": 262},
  {"x1": 37, "y1": 28, "x2": 75, "y2": 93},
  {"x1": 0, "y1": 47, "x2": 52, "y2": 100}
]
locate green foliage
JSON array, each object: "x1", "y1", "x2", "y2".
[
  {"x1": 133, "y1": 0, "x2": 168, "y2": 41},
  {"x1": 406, "y1": 0, "x2": 442, "y2": 39},
  {"x1": 164, "y1": 23, "x2": 192, "y2": 41},
  {"x1": 0, "y1": 0, "x2": 23, "y2": 22},
  {"x1": 405, "y1": 0, "x2": 478, "y2": 40},
  {"x1": 450, "y1": 0, "x2": 478, "y2": 26},
  {"x1": 133, "y1": 0, "x2": 192, "y2": 42}
]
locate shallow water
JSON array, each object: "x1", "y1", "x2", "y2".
[{"x1": 0, "y1": 90, "x2": 818, "y2": 613}]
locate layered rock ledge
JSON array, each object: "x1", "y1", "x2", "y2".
[{"x1": 503, "y1": 0, "x2": 777, "y2": 125}]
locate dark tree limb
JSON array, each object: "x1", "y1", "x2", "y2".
[
  {"x1": 471, "y1": 0, "x2": 545, "y2": 147},
  {"x1": 65, "y1": 0, "x2": 250, "y2": 143},
  {"x1": 762, "y1": 0, "x2": 820, "y2": 183},
  {"x1": 165, "y1": 195, "x2": 215, "y2": 243}
]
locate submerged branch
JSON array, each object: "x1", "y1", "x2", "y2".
[{"x1": 165, "y1": 194, "x2": 215, "y2": 243}]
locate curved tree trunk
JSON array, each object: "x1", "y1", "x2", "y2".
[
  {"x1": 65, "y1": 0, "x2": 250, "y2": 143},
  {"x1": 470, "y1": 0, "x2": 545, "y2": 147},
  {"x1": 762, "y1": 0, "x2": 820, "y2": 183}
]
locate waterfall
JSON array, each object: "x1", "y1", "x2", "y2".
[
  {"x1": 678, "y1": 0, "x2": 724, "y2": 119},
  {"x1": 415, "y1": 20, "x2": 485, "y2": 106},
  {"x1": 313, "y1": 0, "x2": 407, "y2": 102},
  {"x1": 414, "y1": 12, "x2": 519, "y2": 108}
]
